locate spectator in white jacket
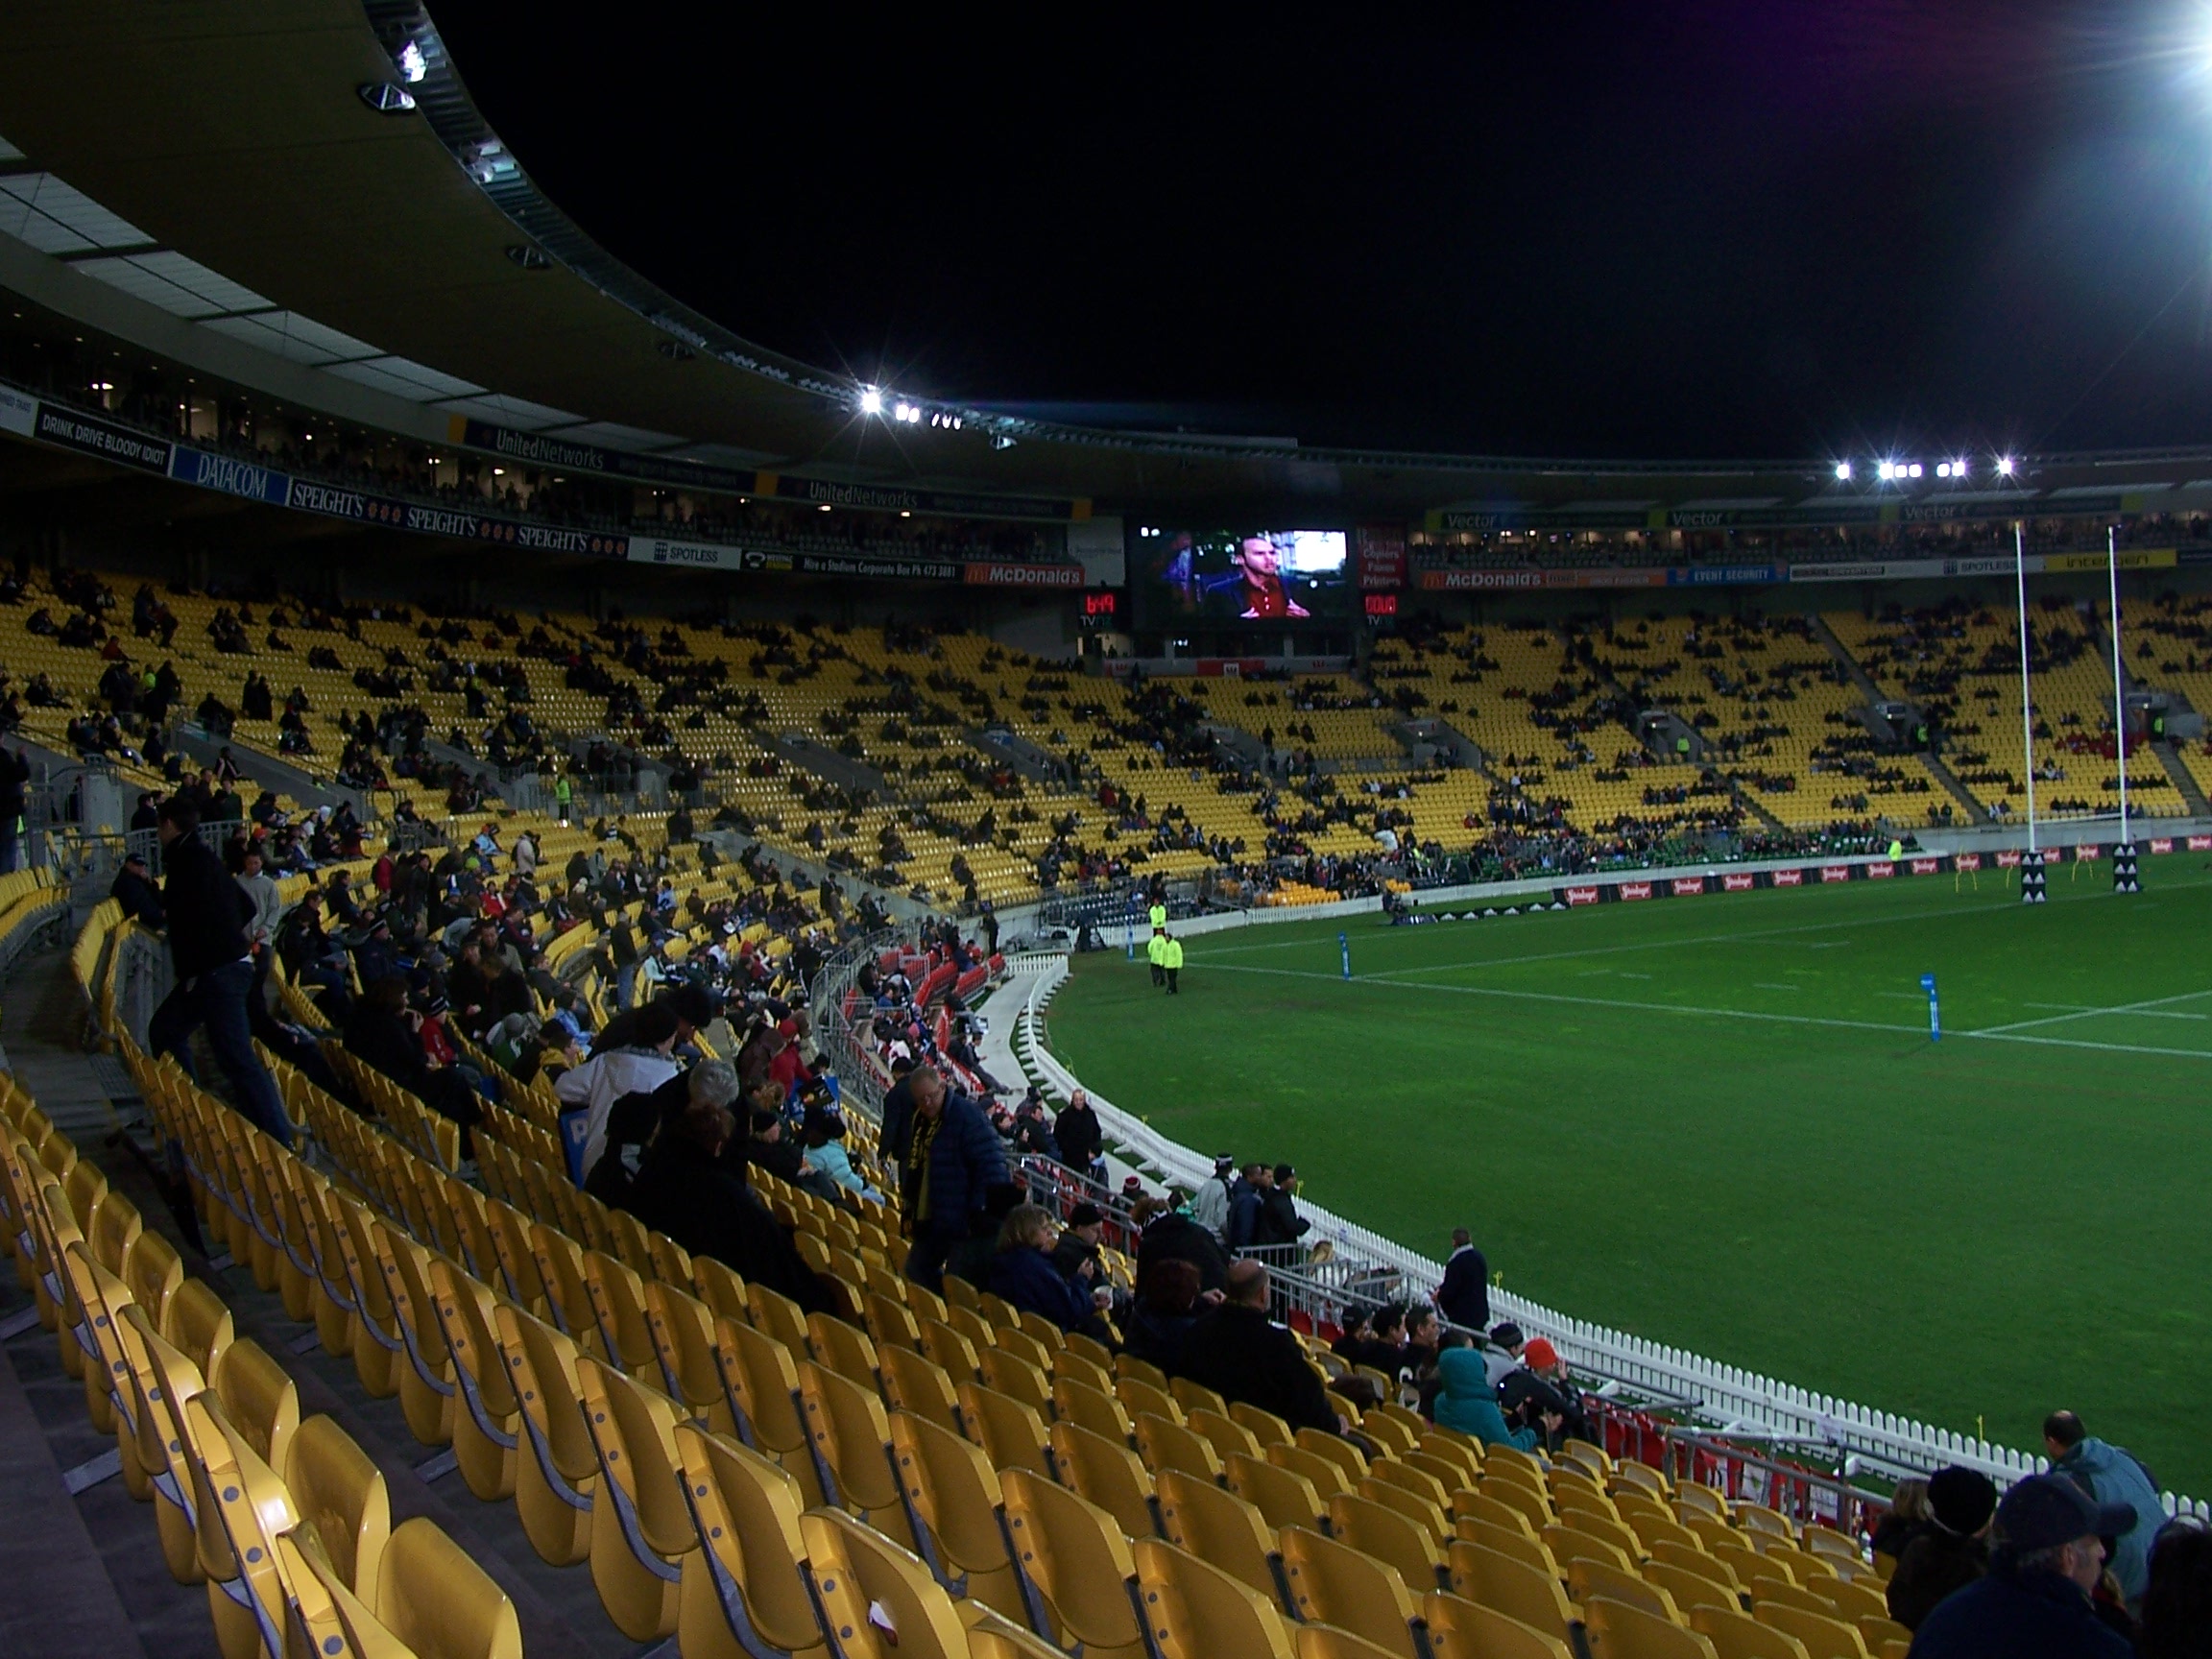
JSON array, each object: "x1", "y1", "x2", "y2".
[
  {"x1": 1190, "y1": 1153, "x2": 1238, "y2": 1241},
  {"x1": 555, "y1": 1000, "x2": 681, "y2": 1179}
]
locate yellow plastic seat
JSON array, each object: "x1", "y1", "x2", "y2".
[
  {"x1": 956, "y1": 1381, "x2": 1053, "y2": 1479},
  {"x1": 1753, "y1": 1603, "x2": 1870, "y2": 1659},
  {"x1": 583, "y1": 1247, "x2": 660, "y2": 1376},
  {"x1": 890, "y1": 1409, "x2": 1034, "y2": 1624},
  {"x1": 1647, "y1": 1559, "x2": 1743, "y2": 1617},
  {"x1": 800, "y1": 1358, "x2": 918, "y2": 1549},
  {"x1": 1048, "y1": 1418, "x2": 1160, "y2": 1540},
  {"x1": 1279, "y1": 1526, "x2": 1425, "y2": 1659},
  {"x1": 1424, "y1": 1590, "x2": 1576, "y2": 1659},
  {"x1": 166, "y1": 1275, "x2": 236, "y2": 1385},
  {"x1": 1571, "y1": 1557, "x2": 1680, "y2": 1623},
  {"x1": 1330, "y1": 1492, "x2": 1448, "y2": 1595},
  {"x1": 1136, "y1": 1411, "x2": 1225, "y2": 1483},
  {"x1": 718, "y1": 1312, "x2": 827, "y2": 1504},
  {"x1": 643, "y1": 1278, "x2": 737, "y2": 1434},
  {"x1": 369, "y1": 1219, "x2": 456, "y2": 1446},
  {"x1": 1657, "y1": 1542, "x2": 1743, "y2": 1591},
  {"x1": 1157, "y1": 1466, "x2": 1288, "y2": 1611},
  {"x1": 1190, "y1": 1407, "x2": 1262, "y2": 1465},
  {"x1": 1691, "y1": 1605, "x2": 1812, "y2": 1659},
  {"x1": 1115, "y1": 1374, "x2": 1181, "y2": 1426},
  {"x1": 1749, "y1": 1578, "x2": 1834, "y2": 1615},
  {"x1": 806, "y1": 1311, "x2": 882, "y2": 1392},
  {"x1": 1585, "y1": 1596, "x2": 1719, "y2": 1659},
  {"x1": 527, "y1": 1221, "x2": 602, "y2": 1355},
  {"x1": 1054, "y1": 1374, "x2": 1137, "y2": 1443},
  {"x1": 1232, "y1": 1400, "x2": 1295, "y2": 1448},
  {"x1": 1132, "y1": 1534, "x2": 1297, "y2": 1658},
  {"x1": 1355, "y1": 1478, "x2": 1452, "y2": 1548},
  {"x1": 1547, "y1": 1521, "x2": 1638, "y2": 1575},
  {"x1": 576, "y1": 1354, "x2": 695, "y2": 1640},
  {"x1": 427, "y1": 1258, "x2": 520, "y2": 1502},
  {"x1": 880, "y1": 1340, "x2": 963, "y2": 1435},
  {"x1": 283, "y1": 1414, "x2": 391, "y2": 1598},
  {"x1": 371, "y1": 1516, "x2": 523, "y2": 1659},
  {"x1": 796, "y1": 1504, "x2": 973, "y2": 1659},
  {"x1": 186, "y1": 1391, "x2": 301, "y2": 1659},
  {"x1": 1269, "y1": 1439, "x2": 1356, "y2": 1500},
  {"x1": 1444, "y1": 1541, "x2": 1578, "y2": 1645},
  {"x1": 671, "y1": 1421, "x2": 830, "y2": 1659},
  {"x1": 1167, "y1": 1374, "x2": 1226, "y2": 1417},
  {"x1": 979, "y1": 1347, "x2": 1051, "y2": 1416},
  {"x1": 1805, "y1": 1575, "x2": 1887, "y2": 1623},
  {"x1": 117, "y1": 1302, "x2": 209, "y2": 1584},
  {"x1": 210, "y1": 1335, "x2": 300, "y2": 1473},
  {"x1": 1001, "y1": 1466, "x2": 1153, "y2": 1659},
  {"x1": 493, "y1": 1302, "x2": 598, "y2": 1568}
]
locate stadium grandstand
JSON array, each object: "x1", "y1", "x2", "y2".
[{"x1": 2, "y1": 7, "x2": 2211, "y2": 1658}]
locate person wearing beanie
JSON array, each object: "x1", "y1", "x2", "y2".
[
  {"x1": 1887, "y1": 1466, "x2": 2000, "y2": 1630},
  {"x1": 1908, "y1": 1472, "x2": 2136, "y2": 1658},
  {"x1": 1190, "y1": 1153, "x2": 1238, "y2": 1241},
  {"x1": 1500, "y1": 1331, "x2": 1589, "y2": 1451}
]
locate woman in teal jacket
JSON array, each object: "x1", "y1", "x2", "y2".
[{"x1": 1431, "y1": 1338, "x2": 1539, "y2": 1451}]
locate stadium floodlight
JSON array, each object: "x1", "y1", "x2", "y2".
[
  {"x1": 1876, "y1": 460, "x2": 1897, "y2": 481},
  {"x1": 857, "y1": 387, "x2": 883, "y2": 416},
  {"x1": 397, "y1": 40, "x2": 428, "y2": 83},
  {"x1": 1997, "y1": 454, "x2": 2016, "y2": 475},
  {"x1": 1936, "y1": 462, "x2": 1952, "y2": 478},
  {"x1": 1834, "y1": 461, "x2": 1852, "y2": 481},
  {"x1": 1907, "y1": 462, "x2": 1923, "y2": 478}
]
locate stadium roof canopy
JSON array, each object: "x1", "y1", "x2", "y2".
[{"x1": 6, "y1": 1, "x2": 2212, "y2": 525}]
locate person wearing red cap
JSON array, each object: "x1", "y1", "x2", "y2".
[{"x1": 1500, "y1": 1334, "x2": 1588, "y2": 1452}]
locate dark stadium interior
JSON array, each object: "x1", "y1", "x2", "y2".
[{"x1": 1, "y1": 6, "x2": 2210, "y2": 1659}]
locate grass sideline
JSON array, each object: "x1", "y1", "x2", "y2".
[{"x1": 1043, "y1": 862, "x2": 2212, "y2": 1496}]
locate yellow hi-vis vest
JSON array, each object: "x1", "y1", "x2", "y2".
[
  {"x1": 1147, "y1": 932, "x2": 1166, "y2": 966},
  {"x1": 1161, "y1": 938, "x2": 1184, "y2": 971},
  {"x1": 1147, "y1": 902, "x2": 1167, "y2": 929}
]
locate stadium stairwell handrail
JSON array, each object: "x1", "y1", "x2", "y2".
[{"x1": 993, "y1": 950, "x2": 2208, "y2": 1518}]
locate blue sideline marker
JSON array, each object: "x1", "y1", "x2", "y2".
[
  {"x1": 1921, "y1": 973, "x2": 1940, "y2": 1042},
  {"x1": 1339, "y1": 932, "x2": 1352, "y2": 980}
]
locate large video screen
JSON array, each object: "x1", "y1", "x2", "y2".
[{"x1": 1131, "y1": 527, "x2": 1349, "y2": 628}]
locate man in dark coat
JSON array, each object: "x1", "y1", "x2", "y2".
[
  {"x1": 1908, "y1": 1475, "x2": 2137, "y2": 1659},
  {"x1": 900, "y1": 1067, "x2": 1006, "y2": 1294},
  {"x1": 1133, "y1": 1195, "x2": 1232, "y2": 1295},
  {"x1": 1434, "y1": 1227, "x2": 1490, "y2": 1332},
  {"x1": 146, "y1": 798, "x2": 292, "y2": 1144},
  {"x1": 1053, "y1": 1088, "x2": 1102, "y2": 1175},
  {"x1": 1253, "y1": 1164, "x2": 1311, "y2": 1248},
  {"x1": 1176, "y1": 1261, "x2": 1339, "y2": 1434}
]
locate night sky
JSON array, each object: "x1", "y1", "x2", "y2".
[{"x1": 430, "y1": 1, "x2": 2212, "y2": 461}]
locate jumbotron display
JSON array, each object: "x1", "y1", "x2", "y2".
[{"x1": 1131, "y1": 527, "x2": 1350, "y2": 628}]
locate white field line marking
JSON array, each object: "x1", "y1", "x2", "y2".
[
  {"x1": 2025, "y1": 1002, "x2": 2098, "y2": 1012},
  {"x1": 1207, "y1": 961, "x2": 2212, "y2": 1061},
  {"x1": 1876, "y1": 992, "x2": 1926, "y2": 999},
  {"x1": 1754, "y1": 983, "x2": 1799, "y2": 991},
  {"x1": 1211, "y1": 961, "x2": 1919, "y2": 1036},
  {"x1": 1960, "y1": 1030, "x2": 2212, "y2": 1060},
  {"x1": 1618, "y1": 972, "x2": 1653, "y2": 979},
  {"x1": 2132, "y1": 1010, "x2": 2209, "y2": 1021},
  {"x1": 1970, "y1": 989, "x2": 2212, "y2": 1035}
]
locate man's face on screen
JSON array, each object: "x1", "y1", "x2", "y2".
[{"x1": 1238, "y1": 537, "x2": 1280, "y2": 580}]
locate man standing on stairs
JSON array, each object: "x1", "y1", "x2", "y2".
[{"x1": 147, "y1": 796, "x2": 293, "y2": 1147}]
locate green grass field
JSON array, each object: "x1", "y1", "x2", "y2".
[{"x1": 1044, "y1": 862, "x2": 2212, "y2": 1496}]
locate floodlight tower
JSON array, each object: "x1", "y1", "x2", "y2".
[
  {"x1": 2015, "y1": 521, "x2": 2045, "y2": 902},
  {"x1": 2109, "y1": 524, "x2": 2141, "y2": 892}
]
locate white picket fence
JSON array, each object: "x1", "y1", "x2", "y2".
[{"x1": 989, "y1": 951, "x2": 2207, "y2": 1519}]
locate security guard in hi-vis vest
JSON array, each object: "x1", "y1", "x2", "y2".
[
  {"x1": 1147, "y1": 927, "x2": 1168, "y2": 986},
  {"x1": 1160, "y1": 933, "x2": 1184, "y2": 994},
  {"x1": 1148, "y1": 900, "x2": 1167, "y2": 931}
]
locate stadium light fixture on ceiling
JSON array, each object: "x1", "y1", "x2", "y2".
[
  {"x1": 357, "y1": 82, "x2": 416, "y2": 113},
  {"x1": 857, "y1": 386, "x2": 883, "y2": 416},
  {"x1": 1833, "y1": 461, "x2": 1852, "y2": 481},
  {"x1": 1997, "y1": 454, "x2": 2016, "y2": 475},
  {"x1": 1876, "y1": 460, "x2": 1896, "y2": 481}
]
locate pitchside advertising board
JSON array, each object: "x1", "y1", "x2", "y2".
[{"x1": 1539, "y1": 840, "x2": 2211, "y2": 907}]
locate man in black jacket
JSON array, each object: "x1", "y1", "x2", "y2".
[
  {"x1": 1254, "y1": 1163, "x2": 1311, "y2": 1248},
  {"x1": 1133, "y1": 1195, "x2": 1232, "y2": 1294},
  {"x1": 1176, "y1": 1261, "x2": 1340, "y2": 1433},
  {"x1": 1053, "y1": 1089, "x2": 1102, "y2": 1178},
  {"x1": 1433, "y1": 1227, "x2": 1490, "y2": 1332},
  {"x1": 146, "y1": 798, "x2": 293, "y2": 1145}
]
